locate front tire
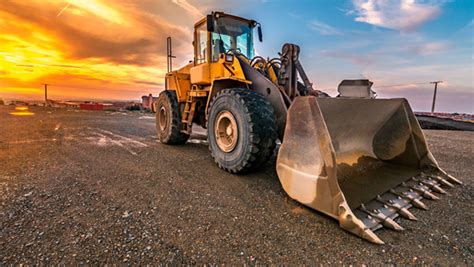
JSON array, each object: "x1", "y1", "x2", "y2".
[
  {"x1": 208, "y1": 88, "x2": 277, "y2": 173},
  {"x1": 156, "y1": 90, "x2": 189, "y2": 144}
]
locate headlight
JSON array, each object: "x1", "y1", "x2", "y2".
[{"x1": 225, "y1": 54, "x2": 234, "y2": 62}]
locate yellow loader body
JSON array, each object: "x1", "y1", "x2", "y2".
[{"x1": 157, "y1": 11, "x2": 461, "y2": 244}]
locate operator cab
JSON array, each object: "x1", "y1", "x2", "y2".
[{"x1": 194, "y1": 11, "x2": 262, "y2": 64}]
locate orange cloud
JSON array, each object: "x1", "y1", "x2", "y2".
[{"x1": 0, "y1": 0, "x2": 199, "y2": 101}]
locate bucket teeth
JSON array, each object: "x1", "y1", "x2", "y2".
[
  {"x1": 434, "y1": 176, "x2": 454, "y2": 188},
  {"x1": 375, "y1": 195, "x2": 417, "y2": 221},
  {"x1": 444, "y1": 173, "x2": 463, "y2": 185},
  {"x1": 362, "y1": 229, "x2": 384, "y2": 245},
  {"x1": 402, "y1": 182, "x2": 439, "y2": 200},
  {"x1": 421, "y1": 172, "x2": 455, "y2": 188},
  {"x1": 431, "y1": 184, "x2": 447, "y2": 194},
  {"x1": 422, "y1": 191, "x2": 439, "y2": 200},
  {"x1": 360, "y1": 204, "x2": 404, "y2": 231},
  {"x1": 353, "y1": 171, "x2": 459, "y2": 243},
  {"x1": 411, "y1": 198, "x2": 428, "y2": 210},
  {"x1": 415, "y1": 178, "x2": 447, "y2": 194},
  {"x1": 383, "y1": 217, "x2": 404, "y2": 231},
  {"x1": 398, "y1": 207, "x2": 418, "y2": 221},
  {"x1": 390, "y1": 189, "x2": 428, "y2": 210}
]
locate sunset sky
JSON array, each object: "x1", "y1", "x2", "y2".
[{"x1": 0, "y1": 0, "x2": 472, "y2": 113}]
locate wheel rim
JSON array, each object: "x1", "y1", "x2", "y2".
[
  {"x1": 159, "y1": 106, "x2": 167, "y2": 131},
  {"x1": 215, "y1": 111, "x2": 238, "y2": 152}
]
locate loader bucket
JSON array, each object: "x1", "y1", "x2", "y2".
[{"x1": 276, "y1": 96, "x2": 461, "y2": 244}]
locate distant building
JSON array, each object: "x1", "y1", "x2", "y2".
[
  {"x1": 10, "y1": 100, "x2": 29, "y2": 106},
  {"x1": 79, "y1": 101, "x2": 142, "y2": 111},
  {"x1": 80, "y1": 103, "x2": 104, "y2": 111},
  {"x1": 141, "y1": 94, "x2": 159, "y2": 112},
  {"x1": 109, "y1": 101, "x2": 134, "y2": 110},
  {"x1": 48, "y1": 100, "x2": 80, "y2": 108},
  {"x1": 415, "y1": 112, "x2": 474, "y2": 123}
]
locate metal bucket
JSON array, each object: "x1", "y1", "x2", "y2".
[{"x1": 276, "y1": 96, "x2": 461, "y2": 243}]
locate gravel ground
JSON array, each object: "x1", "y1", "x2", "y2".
[{"x1": 0, "y1": 105, "x2": 472, "y2": 264}]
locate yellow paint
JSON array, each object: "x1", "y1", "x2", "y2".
[
  {"x1": 172, "y1": 53, "x2": 249, "y2": 103},
  {"x1": 190, "y1": 63, "x2": 210, "y2": 85},
  {"x1": 166, "y1": 70, "x2": 192, "y2": 102}
]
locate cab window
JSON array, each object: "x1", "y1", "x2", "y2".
[
  {"x1": 195, "y1": 24, "x2": 207, "y2": 64},
  {"x1": 211, "y1": 33, "x2": 231, "y2": 62},
  {"x1": 236, "y1": 31, "x2": 252, "y2": 59},
  {"x1": 210, "y1": 17, "x2": 254, "y2": 61}
]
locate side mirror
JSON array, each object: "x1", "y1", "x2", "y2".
[
  {"x1": 207, "y1": 14, "x2": 214, "y2": 32},
  {"x1": 257, "y1": 25, "x2": 263, "y2": 42}
]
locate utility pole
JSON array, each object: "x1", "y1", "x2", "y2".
[
  {"x1": 430, "y1": 81, "x2": 443, "y2": 114},
  {"x1": 44, "y1": 84, "x2": 48, "y2": 107}
]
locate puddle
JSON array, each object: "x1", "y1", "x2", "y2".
[
  {"x1": 10, "y1": 106, "x2": 35, "y2": 116},
  {"x1": 6, "y1": 127, "x2": 149, "y2": 156},
  {"x1": 187, "y1": 139, "x2": 208, "y2": 145},
  {"x1": 84, "y1": 128, "x2": 149, "y2": 155},
  {"x1": 139, "y1": 116, "x2": 155, "y2": 120}
]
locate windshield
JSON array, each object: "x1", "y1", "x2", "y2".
[{"x1": 211, "y1": 17, "x2": 254, "y2": 61}]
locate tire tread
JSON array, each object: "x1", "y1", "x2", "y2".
[
  {"x1": 208, "y1": 88, "x2": 277, "y2": 173},
  {"x1": 156, "y1": 90, "x2": 189, "y2": 145}
]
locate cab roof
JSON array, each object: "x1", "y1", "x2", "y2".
[{"x1": 194, "y1": 11, "x2": 256, "y2": 28}]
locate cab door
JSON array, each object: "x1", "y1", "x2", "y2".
[{"x1": 190, "y1": 22, "x2": 211, "y2": 85}]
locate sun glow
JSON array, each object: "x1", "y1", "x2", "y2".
[
  {"x1": 67, "y1": 0, "x2": 130, "y2": 25},
  {"x1": 0, "y1": 0, "x2": 193, "y2": 101}
]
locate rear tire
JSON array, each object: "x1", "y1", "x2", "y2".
[
  {"x1": 156, "y1": 90, "x2": 189, "y2": 145},
  {"x1": 208, "y1": 88, "x2": 277, "y2": 173}
]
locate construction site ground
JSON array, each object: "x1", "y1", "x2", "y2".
[{"x1": 0, "y1": 105, "x2": 472, "y2": 264}]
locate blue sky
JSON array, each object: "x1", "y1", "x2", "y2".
[{"x1": 215, "y1": 0, "x2": 473, "y2": 113}]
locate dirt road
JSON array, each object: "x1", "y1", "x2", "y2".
[{"x1": 0, "y1": 106, "x2": 472, "y2": 264}]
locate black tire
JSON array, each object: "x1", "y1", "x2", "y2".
[
  {"x1": 208, "y1": 88, "x2": 277, "y2": 173},
  {"x1": 156, "y1": 90, "x2": 189, "y2": 144}
]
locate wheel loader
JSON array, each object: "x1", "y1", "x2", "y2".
[{"x1": 156, "y1": 11, "x2": 461, "y2": 244}]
